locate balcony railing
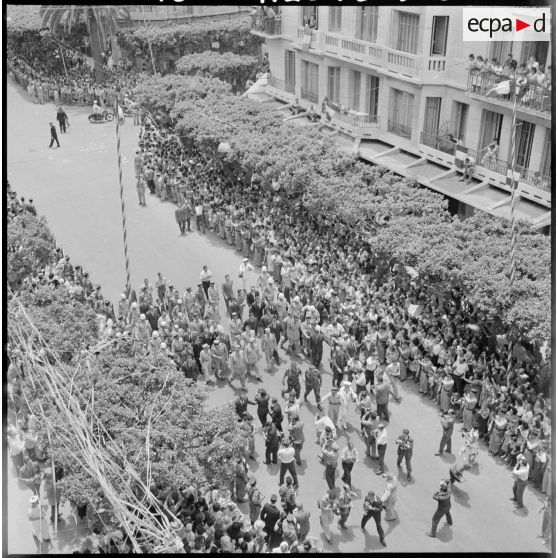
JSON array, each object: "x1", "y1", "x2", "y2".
[
  {"x1": 301, "y1": 87, "x2": 318, "y2": 103},
  {"x1": 324, "y1": 100, "x2": 379, "y2": 129},
  {"x1": 250, "y1": 14, "x2": 282, "y2": 35},
  {"x1": 268, "y1": 75, "x2": 294, "y2": 95},
  {"x1": 420, "y1": 131, "x2": 457, "y2": 155},
  {"x1": 387, "y1": 119, "x2": 412, "y2": 139},
  {"x1": 516, "y1": 166, "x2": 551, "y2": 192},
  {"x1": 466, "y1": 69, "x2": 551, "y2": 115}
]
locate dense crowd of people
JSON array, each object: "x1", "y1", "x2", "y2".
[
  {"x1": 7, "y1": 39, "x2": 552, "y2": 550},
  {"x1": 7, "y1": 46, "x2": 140, "y2": 110}
]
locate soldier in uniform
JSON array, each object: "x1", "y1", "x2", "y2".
[
  {"x1": 247, "y1": 478, "x2": 264, "y2": 525},
  {"x1": 337, "y1": 483, "x2": 358, "y2": 529},
  {"x1": 435, "y1": 410, "x2": 455, "y2": 456},
  {"x1": 304, "y1": 367, "x2": 322, "y2": 409},
  {"x1": 318, "y1": 489, "x2": 338, "y2": 545},
  {"x1": 229, "y1": 344, "x2": 247, "y2": 389},
  {"x1": 395, "y1": 428, "x2": 414, "y2": 480},
  {"x1": 261, "y1": 327, "x2": 277, "y2": 373},
  {"x1": 244, "y1": 337, "x2": 263, "y2": 382},
  {"x1": 211, "y1": 339, "x2": 228, "y2": 380},
  {"x1": 282, "y1": 363, "x2": 302, "y2": 399},
  {"x1": 308, "y1": 325, "x2": 325, "y2": 368},
  {"x1": 199, "y1": 343, "x2": 213, "y2": 383},
  {"x1": 229, "y1": 312, "x2": 244, "y2": 347}
]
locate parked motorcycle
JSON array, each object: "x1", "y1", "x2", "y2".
[{"x1": 88, "y1": 110, "x2": 114, "y2": 123}]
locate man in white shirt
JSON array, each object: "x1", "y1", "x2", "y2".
[
  {"x1": 511, "y1": 454, "x2": 529, "y2": 509},
  {"x1": 340, "y1": 441, "x2": 359, "y2": 487},
  {"x1": 375, "y1": 423, "x2": 388, "y2": 475},
  {"x1": 200, "y1": 265, "x2": 212, "y2": 298},
  {"x1": 277, "y1": 438, "x2": 298, "y2": 488}
]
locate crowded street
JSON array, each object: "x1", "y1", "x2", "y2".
[{"x1": 7, "y1": 80, "x2": 549, "y2": 554}]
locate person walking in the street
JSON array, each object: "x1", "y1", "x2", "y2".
[
  {"x1": 282, "y1": 362, "x2": 302, "y2": 399},
  {"x1": 340, "y1": 440, "x2": 358, "y2": 488},
  {"x1": 338, "y1": 380, "x2": 357, "y2": 430},
  {"x1": 270, "y1": 397, "x2": 284, "y2": 432},
  {"x1": 264, "y1": 420, "x2": 280, "y2": 465},
  {"x1": 278, "y1": 476, "x2": 297, "y2": 514},
  {"x1": 56, "y1": 106, "x2": 69, "y2": 133},
  {"x1": 260, "y1": 494, "x2": 281, "y2": 546},
  {"x1": 426, "y1": 480, "x2": 453, "y2": 538},
  {"x1": 435, "y1": 410, "x2": 455, "y2": 456},
  {"x1": 320, "y1": 386, "x2": 342, "y2": 427},
  {"x1": 48, "y1": 122, "x2": 60, "y2": 148},
  {"x1": 294, "y1": 501, "x2": 311, "y2": 542},
  {"x1": 136, "y1": 176, "x2": 147, "y2": 206},
  {"x1": 289, "y1": 414, "x2": 305, "y2": 465},
  {"x1": 278, "y1": 438, "x2": 298, "y2": 488},
  {"x1": 337, "y1": 483, "x2": 357, "y2": 529},
  {"x1": 175, "y1": 202, "x2": 186, "y2": 234},
  {"x1": 318, "y1": 489, "x2": 338, "y2": 544},
  {"x1": 511, "y1": 454, "x2": 529, "y2": 509},
  {"x1": 375, "y1": 423, "x2": 388, "y2": 475},
  {"x1": 255, "y1": 388, "x2": 271, "y2": 428},
  {"x1": 247, "y1": 478, "x2": 263, "y2": 525},
  {"x1": 314, "y1": 410, "x2": 336, "y2": 444},
  {"x1": 374, "y1": 376, "x2": 390, "y2": 422},
  {"x1": 361, "y1": 409, "x2": 379, "y2": 458},
  {"x1": 200, "y1": 265, "x2": 212, "y2": 298},
  {"x1": 321, "y1": 440, "x2": 339, "y2": 490},
  {"x1": 304, "y1": 367, "x2": 322, "y2": 409},
  {"x1": 361, "y1": 490, "x2": 386, "y2": 546},
  {"x1": 261, "y1": 327, "x2": 277, "y2": 373},
  {"x1": 381, "y1": 472, "x2": 398, "y2": 521},
  {"x1": 395, "y1": 428, "x2": 414, "y2": 480}
]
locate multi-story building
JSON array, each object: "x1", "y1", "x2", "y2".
[{"x1": 251, "y1": 6, "x2": 551, "y2": 229}]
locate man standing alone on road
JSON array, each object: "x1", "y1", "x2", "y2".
[
  {"x1": 56, "y1": 106, "x2": 69, "y2": 134},
  {"x1": 435, "y1": 410, "x2": 455, "y2": 456},
  {"x1": 48, "y1": 122, "x2": 60, "y2": 148},
  {"x1": 426, "y1": 480, "x2": 453, "y2": 538},
  {"x1": 136, "y1": 177, "x2": 146, "y2": 207},
  {"x1": 511, "y1": 454, "x2": 529, "y2": 509}
]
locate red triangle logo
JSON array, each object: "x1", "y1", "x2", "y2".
[{"x1": 516, "y1": 18, "x2": 530, "y2": 31}]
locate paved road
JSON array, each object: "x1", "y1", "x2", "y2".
[{"x1": 7, "y1": 83, "x2": 549, "y2": 554}]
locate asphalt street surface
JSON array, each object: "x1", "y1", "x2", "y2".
[{"x1": 7, "y1": 83, "x2": 549, "y2": 554}]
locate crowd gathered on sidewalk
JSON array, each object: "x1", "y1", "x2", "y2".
[{"x1": 6, "y1": 44, "x2": 553, "y2": 550}]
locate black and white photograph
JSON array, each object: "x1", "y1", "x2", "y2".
[{"x1": 5, "y1": 1, "x2": 553, "y2": 554}]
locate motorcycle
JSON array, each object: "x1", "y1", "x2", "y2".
[{"x1": 88, "y1": 110, "x2": 114, "y2": 123}]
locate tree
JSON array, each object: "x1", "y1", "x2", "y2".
[
  {"x1": 40, "y1": 5, "x2": 130, "y2": 82},
  {"x1": 176, "y1": 51, "x2": 258, "y2": 94},
  {"x1": 13, "y1": 285, "x2": 99, "y2": 363},
  {"x1": 7, "y1": 212, "x2": 56, "y2": 289}
]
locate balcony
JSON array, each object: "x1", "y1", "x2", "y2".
[
  {"x1": 419, "y1": 131, "x2": 551, "y2": 199},
  {"x1": 250, "y1": 14, "x2": 282, "y2": 37},
  {"x1": 267, "y1": 75, "x2": 294, "y2": 95},
  {"x1": 465, "y1": 70, "x2": 551, "y2": 118},
  {"x1": 323, "y1": 100, "x2": 379, "y2": 138}
]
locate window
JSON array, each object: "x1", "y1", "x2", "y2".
[
  {"x1": 348, "y1": 70, "x2": 361, "y2": 111},
  {"x1": 388, "y1": 88, "x2": 415, "y2": 138},
  {"x1": 365, "y1": 75, "x2": 379, "y2": 118},
  {"x1": 430, "y1": 16, "x2": 449, "y2": 56},
  {"x1": 520, "y1": 41, "x2": 548, "y2": 67},
  {"x1": 356, "y1": 6, "x2": 378, "y2": 43},
  {"x1": 301, "y1": 60, "x2": 319, "y2": 101},
  {"x1": 478, "y1": 110, "x2": 503, "y2": 152},
  {"x1": 392, "y1": 11, "x2": 420, "y2": 54},
  {"x1": 423, "y1": 97, "x2": 441, "y2": 137},
  {"x1": 327, "y1": 66, "x2": 341, "y2": 104},
  {"x1": 302, "y1": 6, "x2": 318, "y2": 29},
  {"x1": 489, "y1": 41, "x2": 513, "y2": 65},
  {"x1": 450, "y1": 101, "x2": 469, "y2": 143},
  {"x1": 515, "y1": 120, "x2": 536, "y2": 169},
  {"x1": 540, "y1": 129, "x2": 551, "y2": 177},
  {"x1": 329, "y1": 6, "x2": 342, "y2": 31},
  {"x1": 285, "y1": 51, "x2": 295, "y2": 88}
]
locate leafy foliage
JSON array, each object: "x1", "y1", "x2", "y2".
[
  {"x1": 7, "y1": 213, "x2": 56, "y2": 288},
  {"x1": 176, "y1": 51, "x2": 258, "y2": 93},
  {"x1": 6, "y1": 4, "x2": 44, "y2": 33},
  {"x1": 117, "y1": 15, "x2": 262, "y2": 60},
  {"x1": 13, "y1": 286, "x2": 99, "y2": 363}
]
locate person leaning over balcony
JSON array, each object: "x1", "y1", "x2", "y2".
[
  {"x1": 459, "y1": 155, "x2": 476, "y2": 184},
  {"x1": 471, "y1": 56, "x2": 485, "y2": 92},
  {"x1": 289, "y1": 98, "x2": 304, "y2": 116},
  {"x1": 480, "y1": 140, "x2": 498, "y2": 170},
  {"x1": 502, "y1": 53, "x2": 517, "y2": 74}
]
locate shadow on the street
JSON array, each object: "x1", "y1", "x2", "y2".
[
  {"x1": 337, "y1": 523, "x2": 356, "y2": 542},
  {"x1": 451, "y1": 485, "x2": 471, "y2": 508},
  {"x1": 437, "y1": 523, "x2": 454, "y2": 543},
  {"x1": 441, "y1": 453, "x2": 457, "y2": 464},
  {"x1": 513, "y1": 505, "x2": 530, "y2": 517},
  {"x1": 384, "y1": 516, "x2": 400, "y2": 536}
]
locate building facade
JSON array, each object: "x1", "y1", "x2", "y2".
[{"x1": 251, "y1": 6, "x2": 551, "y2": 227}]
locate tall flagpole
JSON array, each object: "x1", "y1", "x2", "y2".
[{"x1": 114, "y1": 98, "x2": 132, "y2": 294}]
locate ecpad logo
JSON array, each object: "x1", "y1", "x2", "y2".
[{"x1": 463, "y1": 8, "x2": 550, "y2": 42}]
